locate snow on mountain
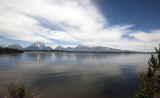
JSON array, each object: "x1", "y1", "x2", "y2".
[
  {"x1": 0, "y1": 44, "x2": 9, "y2": 48},
  {"x1": 8, "y1": 44, "x2": 23, "y2": 50},
  {"x1": 55, "y1": 46, "x2": 74, "y2": 51},
  {"x1": 25, "y1": 41, "x2": 53, "y2": 50},
  {"x1": 54, "y1": 45, "x2": 130, "y2": 52},
  {"x1": 74, "y1": 45, "x2": 90, "y2": 51},
  {"x1": 32, "y1": 41, "x2": 45, "y2": 47},
  {"x1": 1, "y1": 42, "x2": 130, "y2": 52},
  {"x1": 0, "y1": 44, "x2": 23, "y2": 50}
]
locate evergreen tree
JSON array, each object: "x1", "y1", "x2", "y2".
[
  {"x1": 134, "y1": 45, "x2": 160, "y2": 98},
  {"x1": 0, "y1": 48, "x2": 24, "y2": 53}
]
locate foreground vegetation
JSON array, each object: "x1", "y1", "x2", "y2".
[
  {"x1": 1, "y1": 81, "x2": 39, "y2": 98},
  {"x1": 134, "y1": 45, "x2": 160, "y2": 98},
  {"x1": 0, "y1": 48, "x2": 24, "y2": 53}
]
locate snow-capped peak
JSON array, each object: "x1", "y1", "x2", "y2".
[
  {"x1": 8, "y1": 44, "x2": 23, "y2": 50},
  {"x1": 32, "y1": 41, "x2": 45, "y2": 47},
  {"x1": 25, "y1": 41, "x2": 53, "y2": 50}
]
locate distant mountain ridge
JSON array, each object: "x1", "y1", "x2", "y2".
[
  {"x1": 55, "y1": 45, "x2": 130, "y2": 52},
  {"x1": 0, "y1": 42, "x2": 130, "y2": 52},
  {"x1": 8, "y1": 44, "x2": 23, "y2": 50},
  {"x1": 0, "y1": 44, "x2": 23, "y2": 50},
  {"x1": 0, "y1": 42, "x2": 53, "y2": 50},
  {"x1": 0, "y1": 44, "x2": 9, "y2": 48},
  {"x1": 24, "y1": 41, "x2": 53, "y2": 50}
]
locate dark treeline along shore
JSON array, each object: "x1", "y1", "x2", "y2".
[
  {"x1": 0, "y1": 48, "x2": 156, "y2": 54},
  {"x1": 24, "y1": 50, "x2": 73, "y2": 53},
  {"x1": 24, "y1": 50, "x2": 156, "y2": 54},
  {"x1": 0, "y1": 48, "x2": 24, "y2": 53}
]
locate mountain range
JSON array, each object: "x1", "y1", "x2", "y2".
[
  {"x1": 0, "y1": 42, "x2": 130, "y2": 52},
  {"x1": 0, "y1": 42, "x2": 53, "y2": 50},
  {"x1": 25, "y1": 41, "x2": 52, "y2": 50},
  {"x1": 55, "y1": 45, "x2": 130, "y2": 52}
]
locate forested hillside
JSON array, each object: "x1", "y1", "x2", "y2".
[{"x1": 0, "y1": 48, "x2": 24, "y2": 53}]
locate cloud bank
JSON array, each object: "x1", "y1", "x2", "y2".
[{"x1": 0, "y1": 0, "x2": 159, "y2": 51}]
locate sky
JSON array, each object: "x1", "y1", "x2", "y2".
[{"x1": 0, "y1": 0, "x2": 160, "y2": 51}]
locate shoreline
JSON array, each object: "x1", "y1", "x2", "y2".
[{"x1": 24, "y1": 50, "x2": 156, "y2": 54}]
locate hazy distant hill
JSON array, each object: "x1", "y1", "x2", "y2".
[
  {"x1": 8, "y1": 44, "x2": 23, "y2": 50},
  {"x1": 0, "y1": 44, "x2": 23, "y2": 50},
  {"x1": 55, "y1": 45, "x2": 130, "y2": 52},
  {"x1": 0, "y1": 44, "x2": 9, "y2": 48}
]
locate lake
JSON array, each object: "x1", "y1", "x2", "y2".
[{"x1": 0, "y1": 52, "x2": 151, "y2": 98}]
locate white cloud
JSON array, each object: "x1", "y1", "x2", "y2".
[
  {"x1": 50, "y1": 44, "x2": 77, "y2": 49},
  {"x1": 0, "y1": 0, "x2": 159, "y2": 51},
  {"x1": 129, "y1": 30, "x2": 160, "y2": 42}
]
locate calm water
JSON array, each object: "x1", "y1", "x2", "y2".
[{"x1": 0, "y1": 52, "x2": 151, "y2": 98}]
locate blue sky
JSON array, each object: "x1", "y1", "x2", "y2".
[
  {"x1": 0, "y1": 0, "x2": 160, "y2": 51},
  {"x1": 93, "y1": 0, "x2": 160, "y2": 30}
]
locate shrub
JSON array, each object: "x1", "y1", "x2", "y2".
[{"x1": 1, "y1": 81, "x2": 40, "y2": 98}]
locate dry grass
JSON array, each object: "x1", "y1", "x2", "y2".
[{"x1": 0, "y1": 80, "x2": 40, "y2": 98}]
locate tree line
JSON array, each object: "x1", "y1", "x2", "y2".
[{"x1": 0, "y1": 48, "x2": 24, "y2": 53}]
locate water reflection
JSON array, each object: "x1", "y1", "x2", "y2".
[
  {"x1": 0, "y1": 53, "x2": 150, "y2": 98},
  {"x1": 25, "y1": 53, "x2": 52, "y2": 63}
]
